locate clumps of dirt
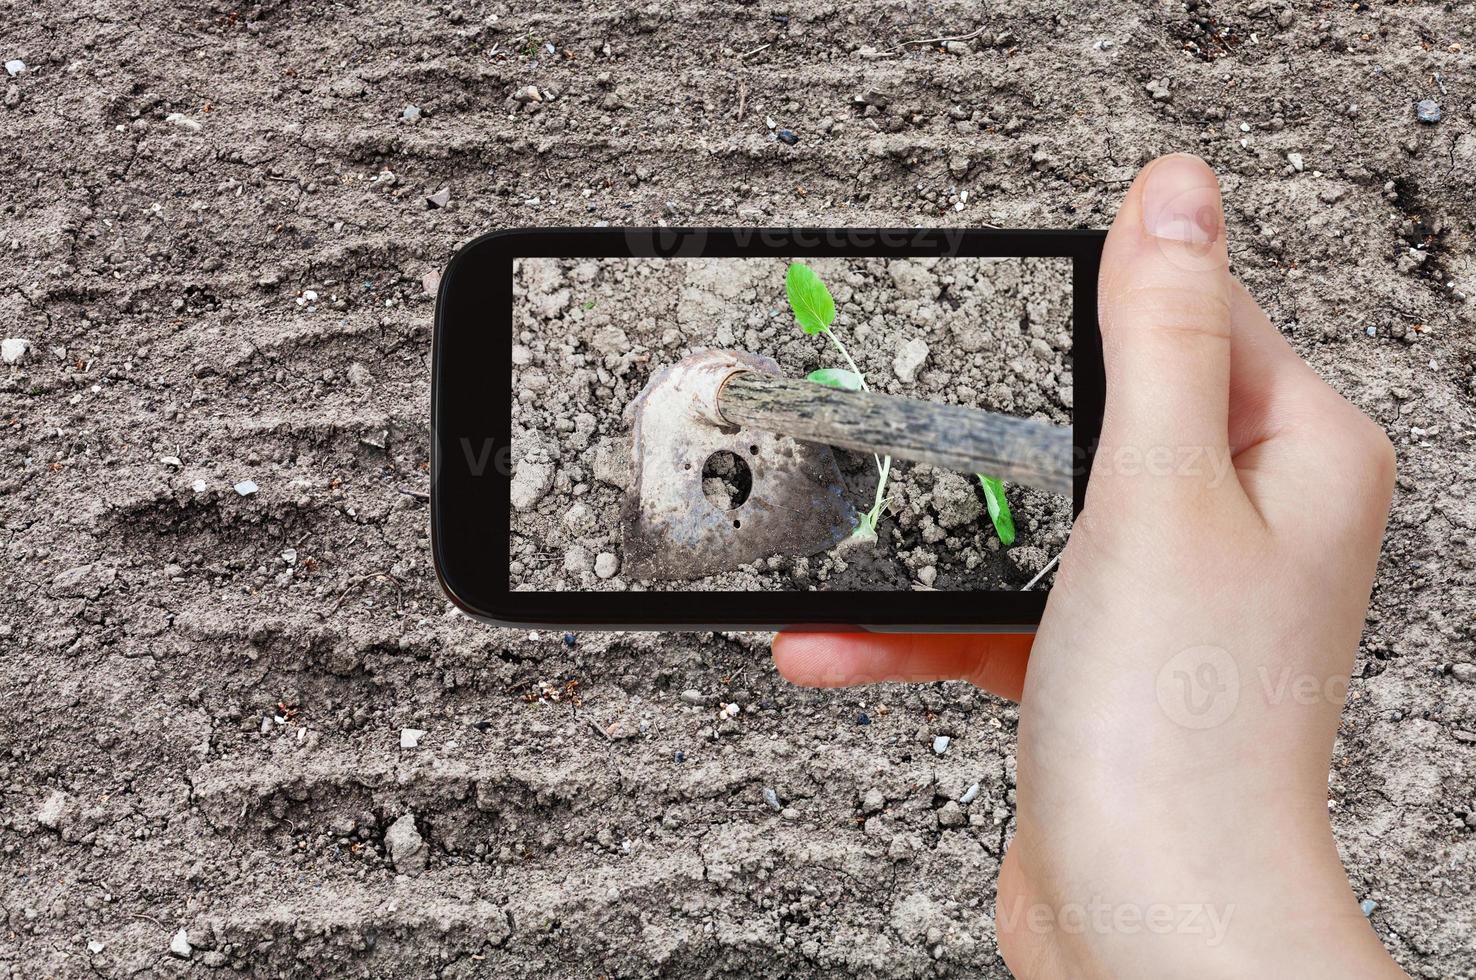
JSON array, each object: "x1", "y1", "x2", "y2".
[
  {"x1": 1, "y1": 0, "x2": 1473, "y2": 975},
  {"x1": 510, "y1": 256, "x2": 1073, "y2": 591}
]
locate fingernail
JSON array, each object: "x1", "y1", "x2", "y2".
[{"x1": 1141, "y1": 155, "x2": 1222, "y2": 244}]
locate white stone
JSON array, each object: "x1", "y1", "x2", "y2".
[
  {"x1": 385, "y1": 813, "x2": 428, "y2": 876},
  {"x1": 168, "y1": 928, "x2": 192, "y2": 959},
  {"x1": 233, "y1": 480, "x2": 258, "y2": 496},
  {"x1": 400, "y1": 728, "x2": 426, "y2": 749},
  {"x1": 894, "y1": 337, "x2": 929, "y2": 383},
  {"x1": 1287, "y1": 152, "x2": 1305, "y2": 172},
  {"x1": 1, "y1": 338, "x2": 29, "y2": 364},
  {"x1": 594, "y1": 552, "x2": 620, "y2": 579},
  {"x1": 164, "y1": 112, "x2": 203, "y2": 133},
  {"x1": 5, "y1": 60, "x2": 25, "y2": 77},
  {"x1": 932, "y1": 735, "x2": 951, "y2": 755}
]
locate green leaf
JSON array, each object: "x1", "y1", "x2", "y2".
[
  {"x1": 977, "y1": 475, "x2": 1016, "y2": 546},
  {"x1": 785, "y1": 262, "x2": 836, "y2": 335},
  {"x1": 806, "y1": 368, "x2": 863, "y2": 391}
]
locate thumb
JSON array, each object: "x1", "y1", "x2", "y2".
[{"x1": 1096, "y1": 154, "x2": 1235, "y2": 496}]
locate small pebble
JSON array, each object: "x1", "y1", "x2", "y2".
[
  {"x1": 1286, "y1": 152, "x2": 1304, "y2": 172},
  {"x1": 191, "y1": 479, "x2": 207, "y2": 493},
  {"x1": 164, "y1": 112, "x2": 202, "y2": 133},
  {"x1": 5, "y1": 59, "x2": 25, "y2": 77},
  {"x1": 426, "y1": 188, "x2": 451, "y2": 208},
  {"x1": 780, "y1": 807, "x2": 799, "y2": 820},
  {"x1": 680, "y1": 689, "x2": 704, "y2": 705},
  {"x1": 562, "y1": 632, "x2": 577, "y2": 648},
  {"x1": 233, "y1": 480, "x2": 258, "y2": 496},
  {"x1": 168, "y1": 928, "x2": 192, "y2": 959},
  {"x1": 400, "y1": 728, "x2": 426, "y2": 749},
  {"x1": 594, "y1": 552, "x2": 620, "y2": 579},
  {"x1": 401, "y1": 104, "x2": 421, "y2": 121},
  {"x1": 1, "y1": 338, "x2": 29, "y2": 365},
  {"x1": 856, "y1": 712, "x2": 871, "y2": 726},
  {"x1": 959, "y1": 782, "x2": 980, "y2": 804},
  {"x1": 932, "y1": 735, "x2": 951, "y2": 755},
  {"x1": 762, "y1": 787, "x2": 781, "y2": 811},
  {"x1": 1360, "y1": 899, "x2": 1378, "y2": 916},
  {"x1": 1415, "y1": 99, "x2": 1441, "y2": 124},
  {"x1": 87, "y1": 941, "x2": 104, "y2": 954},
  {"x1": 776, "y1": 128, "x2": 799, "y2": 145}
]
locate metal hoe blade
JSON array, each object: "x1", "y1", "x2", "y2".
[{"x1": 621, "y1": 350, "x2": 856, "y2": 581}]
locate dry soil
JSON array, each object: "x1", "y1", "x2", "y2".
[{"x1": 2, "y1": 1, "x2": 1474, "y2": 977}]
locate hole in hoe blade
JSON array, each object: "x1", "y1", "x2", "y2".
[{"x1": 701, "y1": 450, "x2": 752, "y2": 510}]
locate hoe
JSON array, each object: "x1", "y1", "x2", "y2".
[{"x1": 621, "y1": 350, "x2": 1072, "y2": 580}]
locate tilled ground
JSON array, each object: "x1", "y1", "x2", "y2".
[{"x1": 1, "y1": 1, "x2": 1474, "y2": 977}]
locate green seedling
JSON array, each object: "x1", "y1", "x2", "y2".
[
  {"x1": 785, "y1": 262, "x2": 892, "y2": 541},
  {"x1": 977, "y1": 475, "x2": 1015, "y2": 546},
  {"x1": 785, "y1": 261, "x2": 1020, "y2": 548}
]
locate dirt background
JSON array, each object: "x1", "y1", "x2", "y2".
[
  {"x1": 2, "y1": 0, "x2": 1474, "y2": 976},
  {"x1": 510, "y1": 256, "x2": 1073, "y2": 591}
]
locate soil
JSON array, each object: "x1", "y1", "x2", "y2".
[
  {"x1": 509, "y1": 256, "x2": 1073, "y2": 591},
  {"x1": 2, "y1": 1, "x2": 1475, "y2": 977}
]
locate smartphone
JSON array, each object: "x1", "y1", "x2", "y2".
[{"x1": 432, "y1": 228, "x2": 1104, "y2": 630}]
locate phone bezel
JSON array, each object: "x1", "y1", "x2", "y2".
[{"x1": 431, "y1": 227, "x2": 1104, "y2": 630}]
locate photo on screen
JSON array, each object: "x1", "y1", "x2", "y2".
[{"x1": 509, "y1": 256, "x2": 1073, "y2": 592}]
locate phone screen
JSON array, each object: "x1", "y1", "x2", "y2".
[{"x1": 508, "y1": 255, "x2": 1073, "y2": 593}]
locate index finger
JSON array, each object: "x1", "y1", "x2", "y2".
[{"x1": 771, "y1": 631, "x2": 1033, "y2": 702}]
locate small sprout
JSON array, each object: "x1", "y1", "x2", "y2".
[
  {"x1": 787, "y1": 262, "x2": 891, "y2": 538},
  {"x1": 785, "y1": 262, "x2": 836, "y2": 335},
  {"x1": 977, "y1": 475, "x2": 1015, "y2": 545},
  {"x1": 806, "y1": 368, "x2": 863, "y2": 391}
]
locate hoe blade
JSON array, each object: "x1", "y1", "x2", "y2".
[{"x1": 621, "y1": 350, "x2": 856, "y2": 581}]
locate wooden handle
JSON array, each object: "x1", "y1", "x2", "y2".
[{"x1": 717, "y1": 371, "x2": 1073, "y2": 496}]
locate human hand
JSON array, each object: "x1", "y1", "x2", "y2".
[{"x1": 773, "y1": 154, "x2": 1405, "y2": 977}]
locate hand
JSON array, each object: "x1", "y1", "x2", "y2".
[{"x1": 773, "y1": 155, "x2": 1405, "y2": 978}]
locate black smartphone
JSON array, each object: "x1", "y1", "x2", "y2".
[{"x1": 432, "y1": 228, "x2": 1104, "y2": 630}]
